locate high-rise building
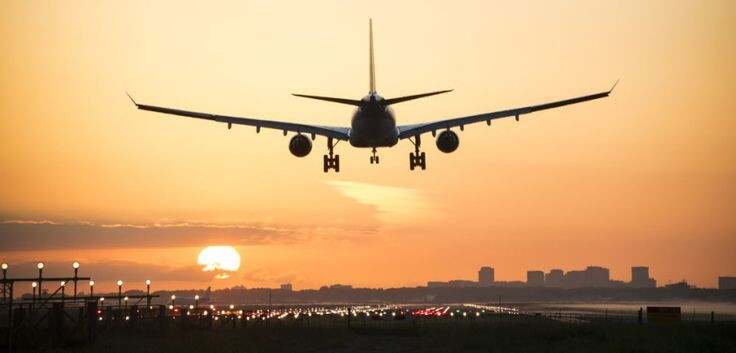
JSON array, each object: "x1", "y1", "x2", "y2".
[
  {"x1": 719, "y1": 276, "x2": 736, "y2": 290},
  {"x1": 586, "y1": 266, "x2": 610, "y2": 287},
  {"x1": 478, "y1": 266, "x2": 495, "y2": 286},
  {"x1": 545, "y1": 269, "x2": 564, "y2": 287},
  {"x1": 630, "y1": 266, "x2": 656, "y2": 288},
  {"x1": 527, "y1": 271, "x2": 544, "y2": 287}
]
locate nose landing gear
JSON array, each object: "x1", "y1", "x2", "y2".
[
  {"x1": 409, "y1": 135, "x2": 426, "y2": 170},
  {"x1": 323, "y1": 137, "x2": 340, "y2": 173},
  {"x1": 370, "y1": 147, "x2": 380, "y2": 164}
]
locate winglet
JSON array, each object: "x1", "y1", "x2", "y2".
[
  {"x1": 608, "y1": 79, "x2": 620, "y2": 93},
  {"x1": 125, "y1": 92, "x2": 139, "y2": 107}
]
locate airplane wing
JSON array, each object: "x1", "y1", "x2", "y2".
[
  {"x1": 127, "y1": 94, "x2": 351, "y2": 141},
  {"x1": 396, "y1": 82, "x2": 617, "y2": 139}
]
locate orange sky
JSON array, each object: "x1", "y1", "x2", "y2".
[{"x1": 1, "y1": 0, "x2": 735, "y2": 292}]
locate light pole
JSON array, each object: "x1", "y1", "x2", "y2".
[
  {"x1": 1, "y1": 263, "x2": 7, "y2": 302},
  {"x1": 99, "y1": 297, "x2": 104, "y2": 307},
  {"x1": 124, "y1": 296, "x2": 129, "y2": 309},
  {"x1": 89, "y1": 280, "x2": 95, "y2": 298},
  {"x1": 36, "y1": 262, "x2": 44, "y2": 298},
  {"x1": 116, "y1": 280, "x2": 123, "y2": 308},
  {"x1": 72, "y1": 261, "x2": 80, "y2": 298},
  {"x1": 60, "y1": 281, "x2": 66, "y2": 305},
  {"x1": 171, "y1": 294, "x2": 176, "y2": 307},
  {"x1": 195, "y1": 294, "x2": 200, "y2": 310},
  {"x1": 31, "y1": 281, "x2": 37, "y2": 305},
  {"x1": 145, "y1": 280, "x2": 151, "y2": 307}
]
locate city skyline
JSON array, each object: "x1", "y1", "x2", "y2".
[
  {"x1": 2, "y1": 260, "x2": 731, "y2": 294},
  {"x1": 1, "y1": 1, "x2": 735, "y2": 290}
]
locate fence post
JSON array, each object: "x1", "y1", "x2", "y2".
[
  {"x1": 87, "y1": 300, "x2": 98, "y2": 344},
  {"x1": 50, "y1": 302, "x2": 64, "y2": 347},
  {"x1": 638, "y1": 307, "x2": 643, "y2": 324},
  {"x1": 130, "y1": 305, "x2": 138, "y2": 329},
  {"x1": 157, "y1": 305, "x2": 168, "y2": 332}
]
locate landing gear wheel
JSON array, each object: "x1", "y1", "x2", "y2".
[
  {"x1": 370, "y1": 147, "x2": 379, "y2": 165},
  {"x1": 323, "y1": 137, "x2": 340, "y2": 173},
  {"x1": 409, "y1": 136, "x2": 427, "y2": 171},
  {"x1": 324, "y1": 154, "x2": 340, "y2": 172}
]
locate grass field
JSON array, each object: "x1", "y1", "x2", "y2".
[{"x1": 51, "y1": 316, "x2": 736, "y2": 353}]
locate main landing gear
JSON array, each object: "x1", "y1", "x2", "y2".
[
  {"x1": 323, "y1": 137, "x2": 340, "y2": 173},
  {"x1": 370, "y1": 147, "x2": 380, "y2": 164},
  {"x1": 409, "y1": 135, "x2": 426, "y2": 170}
]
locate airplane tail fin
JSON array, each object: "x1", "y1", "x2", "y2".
[
  {"x1": 369, "y1": 19, "x2": 376, "y2": 93},
  {"x1": 384, "y1": 89, "x2": 453, "y2": 105}
]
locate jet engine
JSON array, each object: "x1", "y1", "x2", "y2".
[
  {"x1": 435, "y1": 130, "x2": 459, "y2": 153},
  {"x1": 289, "y1": 134, "x2": 312, "y2": 157}
]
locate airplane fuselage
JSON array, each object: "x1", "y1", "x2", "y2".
[{"x1": 349, "y1": 93, "x2": 398, "y2": 148}]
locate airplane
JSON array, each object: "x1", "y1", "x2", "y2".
[{"x1": 128, "y1": 19, "x2": 615, "y2": 173}]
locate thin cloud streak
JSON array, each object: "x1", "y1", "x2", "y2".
[
  {"x1": 0, "y1": 219, "x2": 293, "y2": 251},
  {"x1": 5, "y1": 260, "x2": 213, "y2": 282},
  {"x1": 324, "y1": 180, "x2": 435, "y2": 224}
]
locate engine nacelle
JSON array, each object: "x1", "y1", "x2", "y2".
[
  {"x1": 289, "y1": 134, "x2": 312, "y2": 157},
  {"x1": 436, "y1": 130, "x2": 459, "y2": 153}
]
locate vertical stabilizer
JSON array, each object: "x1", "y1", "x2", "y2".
[{"x1": 369, "y1": 19, "x2": 376, "y2": 93}]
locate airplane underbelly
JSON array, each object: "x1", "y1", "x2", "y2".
[{"x1": 349, "y1": 117, "x2": 398, "y2": 147}]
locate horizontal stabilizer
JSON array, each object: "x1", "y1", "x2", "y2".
[
  {"x1": 292, "y1": 93, "x2": 363, "y2": 106},
  {"x1": 384, "y1": 90, "x2": 453, "y2": 105}
]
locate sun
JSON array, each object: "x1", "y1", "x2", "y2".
[{"x1": 197, "y1": 246, "x2": 241, "y2": 279}]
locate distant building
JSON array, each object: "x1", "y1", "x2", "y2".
[
  {"x1": 664, "y1": 281, "x2": 690, "y2": 289},
  {"x1": 545, "y1": 269, "x2": 564, "y2": 287},
  {"x1": 630, "y1": 266, "x2": 656, "y2": 288},
  {"x1": 718, "y1": 276, "x2": 736, "y2": 290},
  {"x1": 478, "y1": 267, "x2": 495, "y2": 286},
  {"x1": 526, "y1": 271, "x2": 544, "y2": 287},
  {"x1": 280, "y1": 283, "x2": 293, "y2": 291},
  {"x1": 329, "y1": 284, "x2": 353, "y2": 289},
  {"x1": 448, "y1": 280, "x2": 477, "y2": 287},
  {"x1": 586, "y1": 266, "x2": 610, "y2": 287},
  {"x1": 561, "y1": 266, "x2": 612, "y2": 288},
  {"x1": 427, "y1": 281, "x2": 450, "y2": 288},
  {"x1": 564, "y1": 270, "x2": 588, "y2": 288}
]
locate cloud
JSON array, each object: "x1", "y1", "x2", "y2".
[
  {"x1": 4, "y1": 260, "x2": 212, "y2": 282},
  {"x1": 323, "y1": 180, "x2": 435, "y2": 224},
  {"x1": 0, "y1": 219, "x2": 294, "y2": 251}
]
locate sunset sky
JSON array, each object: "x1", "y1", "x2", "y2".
[{"x1": 1, "y1": 1, "x2": 734, "y2": 292}]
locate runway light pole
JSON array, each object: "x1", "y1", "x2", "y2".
[
  {"x1": 60, "y1": 281, "x2": 66, "y2": 304},
  {"x1": 145, "y1": 280, "x2": 151, "y2": 307},
  {"x1": 117, "y1": 280, "x2": 123, "y2": 308},
  {"x1": 89, "y1": 280, "x2": 95, "y2": 298},
  {"x1": 36, "y1": 262, "x2": 44, "y2": 297},
  {"x1": 31, "y1": 281, "x2": 37, "y2": 305},
  {"x1": 1, "y1": 263, "x2": 7, "y2": 302},
  {"x1": 72, "y1": 261, "x2": 80, "y2": 298},
  {"x1": 195, "y1": 294, "x2": 200, "y2": 310}
]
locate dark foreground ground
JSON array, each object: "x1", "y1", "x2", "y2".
[{"x1": 50, "y1": 319, "x2": 736, "y2": 353}]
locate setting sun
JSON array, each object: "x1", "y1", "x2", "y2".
[{"x1": 197, "y1": 246, "x2": 241, "y2": 279}]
